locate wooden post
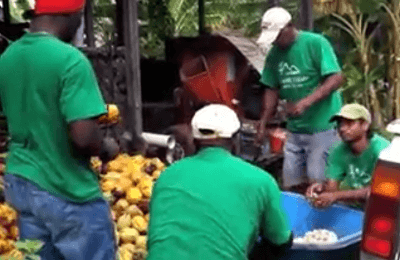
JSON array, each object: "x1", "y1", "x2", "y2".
[
  {"x1": 84, "y1": 0, "x2": 95, "y2": 47},
  {"x1": 123, "y1": 0, "x2": 143, "y2": 136},
  {"x1": 199, "y1": 0, "x2": 205, "y2": 34},
  {"x1": 3, "y1": 0, "x2": 11, "y2": 25},
  {"x1": 301, "y1": 0, "x2": 313, "y2": 30},
  {"x1": 116, "y1": 0, "x2": 124, "y2": 46},
  {"x1": 268, "y1": 0, "x2": 279, "y2": 7}
]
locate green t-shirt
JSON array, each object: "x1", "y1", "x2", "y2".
[
  {"x1": 261, "y1": 31, "x2": 342, "y2": 133},
  {"x1": 0, "y1": 32, "x2": 107, "y2": 203},
  {"x1": 326, "y1": 134, "x2": 390, "y2": 189},
  {"x1": 147, "y1": 147, "x2": 291, "y2": 260}
]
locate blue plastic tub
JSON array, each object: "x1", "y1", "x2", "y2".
[{"x1": 280, "y1": 192, "x2": 364, "y2": 260}]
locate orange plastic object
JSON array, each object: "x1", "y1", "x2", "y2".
[{"x1": 179, "y1": 54, "x2": 235, "y2": 108}]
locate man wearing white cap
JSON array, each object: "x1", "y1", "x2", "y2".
[
  {"x1": 147, "y1": 104, "x2": 293, "y2": 260},
  {"x1": 306, "y1": 104, "x2": 390, "y2": 208},
  {"x1": 255, "y1": 7, "x2": 345, "y2": 193}
]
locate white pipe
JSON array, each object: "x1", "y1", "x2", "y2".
[{"x1": 141, "y1": 132, "x2": 176, "y2": 149}]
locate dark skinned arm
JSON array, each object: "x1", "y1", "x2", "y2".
[
  {"x1": 313, "y1": 179, "x2": 370, "y2": 208},
  {"x1": 255, "y1": 88, "x2": 279, "y2": 144},
  {"x1": 69, "y1": 119, "x2": 119, "y2": 162},
  {"x1": 288, "y1": 73, "x2": 345, "y2": 116}
]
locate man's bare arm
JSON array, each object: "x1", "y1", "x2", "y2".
[
  {"x1": 333, "y1": 186, "x2": 371, "y2": 201},
  {"x1": 289, "y1": 73, "x2": 345, "y2": 116},
  {"x1": 256, "y1": 88, "x2": 279, "y2": 144},
  {"x1": 69, "y1": 119, "x2": 119, "y2": 162}
]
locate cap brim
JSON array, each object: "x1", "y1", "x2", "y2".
[
  {"x1": 257, "y1": 29, "x2": 280, "y2": 46},
  {"x1": 329, "y1": 114, "x2": 361, "y2": 122}
]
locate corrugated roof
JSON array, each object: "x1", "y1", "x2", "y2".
[{"x1": 215, "y1": 29, "x2": 266, "y2": 73}]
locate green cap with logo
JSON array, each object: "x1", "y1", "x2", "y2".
[{"x1": 330, "y1": 103, "x2": 371, "y2": 124}]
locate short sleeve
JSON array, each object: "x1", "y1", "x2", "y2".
[
  {"x1": 325, "y1": 145, "x2": 346, "y2": 181},
  {"x1": 260, "y1": 175, "x2": 291, "y2": 245},
  {"x1": 60, "y1": 53, "x2": 107, "y2": 123},
  {"x1": 260, "y1": 51, "x2": 280, "y2": 89},
  {"x1": 313, "y1": 35, "x2": 341, "y2": 77}
]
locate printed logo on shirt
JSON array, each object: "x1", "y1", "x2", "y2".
[
  {"x1": 279, "y1": 62, "x2": 300, "y2": 76},
  {"x1": 278, "y1": 62, "x2": 310, "y2": 89},
  {"x1": 347, "y1": 164, "x2": 371, "y2": 189}
]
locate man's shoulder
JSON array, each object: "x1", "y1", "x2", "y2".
[
  {"x1": 370, "y1": 134, "x2": 390, "y2": 152},
  {"x1": 299, "y1": 31, "x2": 329, "y2": 42}
]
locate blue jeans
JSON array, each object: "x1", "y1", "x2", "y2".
[
  {"x1": 282, "y1": 129, "x2": 340, "y2": 188},
  {"x1": 3, "y1": 174, "x2": 116, "y2": 260}
]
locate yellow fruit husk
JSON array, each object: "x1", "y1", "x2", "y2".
[
  {"x1": 8, "y1": 226, "x2": 18, "y2": 240},
  {"x1": 101, "y1": 180, "x2": 117, "y2": 192},
  {"x1": 116, "y1": 177, "x2": 133, "y2": 193},
  {"x1": 149, "y1": 158, "x2": 165, "y2": 170},
  {"x1": 152, "y1": 170, "x2": 162, "y2": 179},
  {"x1": 144, "y1": 214, "x2": 150, "y2": 222},
  {"x1": 137, "y1": 178, "x2": 153, "y2": 198},
  {"x1": 119, "y1": 228, "x2": 139, "y2": 244},
  {"x1": 126, "y1": 187, "x2": 142, "y2": 204},
  {"x1": 117, "y1": 214, "x2": 132, "y2": 230},
  {"x1": 132, "y1": 216, "x2": 148, "y2": 233},
  {"x1": 126, "y1": 205, "x2": 144, "y2": 217},
  {"x1": 114, "y1": 199, "x2": 130, "y2": 214},
  {"x1": 3, "y1": 249, "x2": 24, "y2": 260},
  {"x1": 135, "y1": 235, "x2": 147, "y2": 249},
  {"x1": 120, "y1": 243, "x2": 135, "y2": 254}
]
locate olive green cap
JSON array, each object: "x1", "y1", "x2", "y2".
[{"x1": 330, "y1": 103, "x2": 371, "y2": 124}]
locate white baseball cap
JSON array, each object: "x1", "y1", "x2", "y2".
[
  {"x1": 257, "y1": 7, "x2": 292, "y2": 47},
  {"x1": 191, "y1": 104, "x2": 241, "y2": 139}
]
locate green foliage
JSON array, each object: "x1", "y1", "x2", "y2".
[
  {"x1": 0, "y1": 239, "x2": 43, "y2": 260},
  {"x1": 15, "y1": 239, "x2": 43, "y2": 258}
]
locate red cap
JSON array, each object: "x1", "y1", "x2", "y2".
[{"x1": 35, "y1": 0, "x2": 86, "y2": 15}]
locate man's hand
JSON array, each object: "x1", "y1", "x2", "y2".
[
  {"x1": 255, "y1": 121, "x2": 267, "y2": 145},
  {"x1": 306, "y1": 183, "x2": 325, "y2": 198},
  {"x1": 313, "y1": 192, "x2": 338, "y2": 208},
  {"x1": 286, "y1": 99, "x2": 312, "y2": 117}
]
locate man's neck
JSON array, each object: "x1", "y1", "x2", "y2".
[{"x1": 349, "y1": 135, "x2": 370, "y2": 155}]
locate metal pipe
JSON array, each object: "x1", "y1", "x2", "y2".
[{"x1": 141, "y1": 132, "x2": 176, "y2": 149}]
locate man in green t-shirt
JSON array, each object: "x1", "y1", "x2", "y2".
[
  {"x1": 306, "y1": 104, "x2": 390, "y2": 208},
  {"x1": 255, "y1": 7, "x2": 345, "y2": 192},
  {"x1": 0, "y1": 1, "x2": 118, "y2": 259},
  {"x1": 147, "y1": 104, "x2": 293, "y2": 260}
]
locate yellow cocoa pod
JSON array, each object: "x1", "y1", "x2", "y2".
[
  {"x1": 149, "y1": 158, "x2": 165, "y2": 170},
  {"x1": 119, "y1": 228, "x2": 139, "y2": 244},
  {"x1": 101, "y1": 180, "x2": 117, "y2": 192},
  {"x1": 107, "y1": 160, "x2": 124, "y2": 172},
  {"x1": 137, "y1": 178, "x2": 153, "y2": 198},
  {"x1": 132, "y1": 215, "x2": 148, "y2": 233},
  {"x1": 131, "y1": 171, "x2": 145, "y2": 184},
  {"x1": 8, "y1": 226, "x2": 18, "y2": 240},
  {"x1": 144, "y1": 214, "x2": 150, "y2": 222},
  {"x1": 135, "y1": 235, "x2": 147, "y2": 249},
  {"x1": 118, "y1": 249, "x2": 133, "y2": 260},
  {"x1": 117, "y1": 214, "x2": 132, "y2": 230},
  {"x1": 0, "y1": 239, "x2": 14, "y2": 254},
  {"x1": 116, "y1": 177, "x2": 133, "y2": 193},
  {"x1": 114, "y1": 199, "x2": 130, "y2": 214},
  {"x1": 126, "y1": 187, "x2": 142, "y2": 204},
  {"x1": 126, "y1": 205, "x2": 144, "y2": 217},
  {"x1": 103, "y1": 171, "x2": 121, "y2": 181},
  {"x1": 120, "y1": 243, "x2": 135, "y2": 254},
  {"x1": 152, "y1": 170, "x2": 162, "y2": 179},
  {"x1": 133, "y1": 248, "x2": 147, "y2": 260},
  {"x1": 4, "y1": 249, "x2": 24, "y2": 260},
  {"x1": 0, "y1": 227, "x2": 8, "y2": 240},
  {"x1": 107, "y1": 104, "x2": 120, "y2": 121}
]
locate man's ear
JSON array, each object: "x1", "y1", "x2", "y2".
[{"x1": 361, "y1": 121, "x2": 370, "y2": 132}]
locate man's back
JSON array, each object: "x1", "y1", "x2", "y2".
[
  {"x1": 0, "y1": 32, "x2": 107, "y2": 202},
  {"x1": 147, "y1": 147, "x2": 290, "y2": 260}
]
